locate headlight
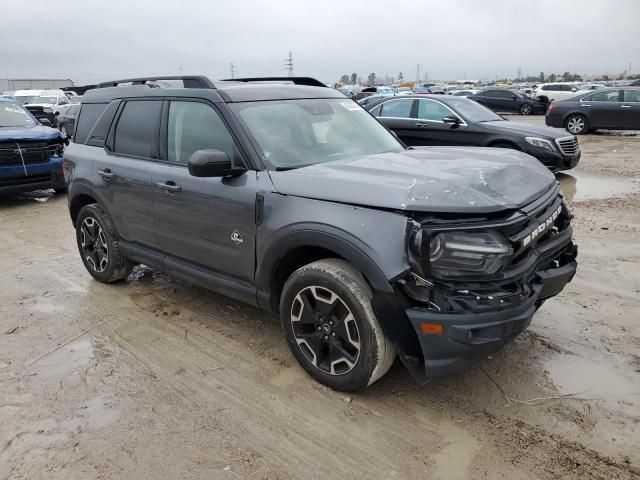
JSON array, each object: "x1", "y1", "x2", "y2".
[
  {"x1": 524, "y1": 137, "x2": 555, "y2": 152},
  {"x1": 43, "y1": 107, "x2": 53, "y2": 113},
  {"x1": 429, "y1": 231, "x2": 513, "y2": 275}
]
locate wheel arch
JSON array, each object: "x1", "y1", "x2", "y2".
[
  {"x1": 487, "y1": 139, "x2": 522, "y2": 150},
  {"x1": 257, "y1": 229, "x2": 395, "y2": 313},
  {"x1": 69, "y1": 192, "x2": 98, "y2": 225}
]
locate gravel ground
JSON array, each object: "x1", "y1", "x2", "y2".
[{"x1": 1, "y1": 117, "x2": 639, "y2": 479}]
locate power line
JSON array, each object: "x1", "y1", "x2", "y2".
[{"x1": 285, "y1": 51, "x2": 294, "y2": 77}]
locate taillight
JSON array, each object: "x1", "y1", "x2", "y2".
[{"x1": 547, "y1": 103, "x2": 556, "y2": 112}]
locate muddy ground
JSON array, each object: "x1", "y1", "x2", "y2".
[{"x1": 1, "y1": 116, "x2": 639, "y2": 479}]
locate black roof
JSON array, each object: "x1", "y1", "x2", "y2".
[{"x1": 83, "y1": 75, "x2": 344, "y2": 104}]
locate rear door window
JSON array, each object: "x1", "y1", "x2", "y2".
[
  {"x1": 379, "y1": 99, "x2": 413, "y2": 118},
  {"x1": 585, "y1": 90, "x2": 620, "y2": 102},
  {"x1": 113, "y1": 100, "x2": 162, "y2": 158},
  {"x1": 623, "y1": 90, "x2": 640, "y2": 102}
]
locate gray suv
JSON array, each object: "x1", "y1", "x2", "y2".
[{"x1": 65, "y1": 76, "x2": 577, "y2": 391}]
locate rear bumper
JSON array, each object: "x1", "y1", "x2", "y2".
[
  {"x1": 0, "y1": 156, "x2": 65, "y2": 194},
  {"x1": 545, "y1": 112, "x2": 565, "y2": 128}
]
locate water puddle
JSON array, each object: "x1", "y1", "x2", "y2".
[
  {"x1": 29, "y1": 335, "x2": 94, "y2": 379},
  {"x1": 546, "y1": 354, "x2": 640, "y2": 405},
  {"x1": 557, "y1": 171, "x2": 640, "y2": 201}
]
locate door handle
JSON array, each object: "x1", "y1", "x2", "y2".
[
  {"x1": 581, "y1": 104, "x2": 591, "y2": 107},
  {"x1": 97, "y1": 169, "x2": 114, "y2": 180},
  {"x1": 416, "y1": 122, "x2": 429, "y2": 127},
  {"x1": 621, "y1": 105, "x2": 631, "y2": 109},
  {"x1": 156, "y1": 181, "x2": 182, "y2": 193}
]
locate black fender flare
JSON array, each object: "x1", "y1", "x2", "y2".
[{"x1": 256, "y1": 225, "x2": 395, "y2": 310}]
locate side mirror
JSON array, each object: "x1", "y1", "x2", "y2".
[
  {"x1": 40, "y1": 118, "x2": 52, "y2": 127},
  {"x1": 187, "y1": 149, "x2": 245, "y2": 178},
  {"x1": 442, "y1": 116, "x2": 461, "y2": 125},
  {"x1": 571, "y1": 87, "x2": 577, "y2": 92}
]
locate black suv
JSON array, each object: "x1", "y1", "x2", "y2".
[{"x1": 65, "y1": 76, "x2": 577, "y2": 391}]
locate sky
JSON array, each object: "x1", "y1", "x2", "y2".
[{"x1": 1, "y1": 0, "x2": 639, "y2": 86}]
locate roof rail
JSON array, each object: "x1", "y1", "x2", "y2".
[
  {"x1": 221, "y1": 77, "x2": 327, "y2": 88},
  {"x1": 96, "y1": 75, "x2": 215, "y2": 89}
]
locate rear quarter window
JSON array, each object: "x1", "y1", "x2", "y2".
[{"x1": 74, "y1": 103, "x2": 108, "y2": 144}]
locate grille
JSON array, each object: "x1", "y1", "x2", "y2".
[
  {"x1": 0, "y1": 172, "x2": 51, "y2": 187},
  {"x1": 555, "y1": 136, "x2": 580, "y2": 156},
  {"x1": 0, "y1": 141, "x2": 60, "y2": 166}
]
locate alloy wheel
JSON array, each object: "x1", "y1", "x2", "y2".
[
  {"x1": 520, "y1": 104, "x2": 532, "y2": 115},
  {"x1": 80, "y1": 217, "x2": 109, "y2": 273},
  {"x1": 290, "y1": 286, "x2": 361, "y2": 375},
  {"x1": 567, "y1": 117, "x2": 585, "y2": 134}
]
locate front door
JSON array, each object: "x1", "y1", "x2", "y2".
[{"x1": 151, "y1": 99, "x2": 256, "y2": 283}]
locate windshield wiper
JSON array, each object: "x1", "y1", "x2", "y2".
[{"x1": 274, "y1": 162, "x2": 321, "y2": 171}]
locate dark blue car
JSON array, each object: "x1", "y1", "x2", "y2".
[{"x1": 0, "y1": 97, "x2": 67, "y2": 195}]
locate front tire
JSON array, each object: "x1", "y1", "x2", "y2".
[
  {"x1": 280, "y1": 259, "x2": 396, "y2": 391},
  {"x1": 75, "y1": 204, "x2": 132, "y2": 283},
  {"x1": 565, "y1": 114, "x2": 588, "y2": 135},
  {"x1": 519, "y1": 103, "x2": 533, "y2": 115}
]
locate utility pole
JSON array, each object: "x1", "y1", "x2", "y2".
[
  {"x1": 285, "y1": 51, "x2": 294, "y2": 77},
  {"x1": 517, "y1": 66, "x2": 522, "y2": 80},
  {"x1": 229, "y1": 62, "x2": 236, "y2": 79},
  {"x1": 415, "y1": 64, "x2": 421, "y2": 84}
]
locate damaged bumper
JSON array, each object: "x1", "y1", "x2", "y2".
[
  {"x1": 387, "y1": 190, "x2": 578, "y2": 380},
  {"x1": 402, "y1": 255, "x2": 576, "y2": 378}
]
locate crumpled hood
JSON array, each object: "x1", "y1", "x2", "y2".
[
  {"x1": 269, "y1": 147, "x2": 556, "y2": 213},
  {"x1": 482, "y1": 120, "x2": 570, "y2": 139},
  {"x1": 0, "y1": 125, "x2": 62, "y2": 142}
]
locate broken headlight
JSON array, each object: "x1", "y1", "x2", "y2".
[{"x1": 429, "y1": 231, "x2": 513, "y2": 275}]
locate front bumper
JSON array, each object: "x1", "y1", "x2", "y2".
[
  {"x1": 523, "y1": 146, "x2": 580, "y2": 172},
  {"x1": 0, "y1": 156, "x2": 65, "y2": 195},
  {"x1": 402, "y1": 258, "x2": 576, "y2": 378}
]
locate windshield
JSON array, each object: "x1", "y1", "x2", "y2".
[
  {"x1": 231, "y1": 98, "x2": 404, "y2": 169},
  {"x1": 16, "y1": 95, "x2": 58, "y2": 105},
  {"x1": 15, "y1": 96, "x2": 38, "y2": 105},
  {"x1": 0, "y1": 102, "x2": 36, "y2": 127},
  {"x1": 446, "y1": 98, "x2": 503, "y2": 123}
]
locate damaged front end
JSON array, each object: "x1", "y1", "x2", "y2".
[{"x1": 390, "y1": 186, "x2": 577, "y2": 379}]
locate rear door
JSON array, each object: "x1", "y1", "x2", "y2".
[
  {"x1": 621, "y1": 90, "x2": 640, "y2": 129},
  {"x1": 151, "y1": 99, "x2": 257, "y2": 283},
  {"x1": 96, "y1": 99, "x2": 161, "y2": 247},
  {"x1": 581, "y1": 90, "x2": 622, "y2": 128},
  {"x1": 369, "y1": 98, "x2": 416, "y2": 144}
]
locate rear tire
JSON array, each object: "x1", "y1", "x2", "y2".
[
  {"x1": 279, "y1": 259, "x2": 396, "y2": 391},
  {"x1": 75, "y1": 204, "x2": 133, "y2": 283},
  {"x1": 565, "y1": 114, "x2": 588, "y2": 135}
]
